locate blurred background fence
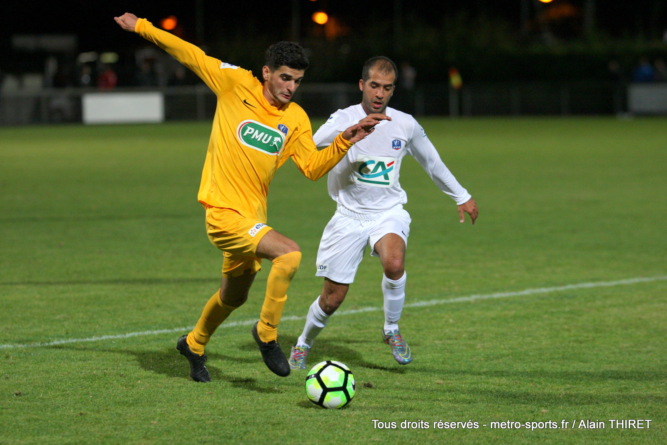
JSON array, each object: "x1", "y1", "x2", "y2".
[{"x1": 3, "y1": 80, "x2": 663, "y2": 126}]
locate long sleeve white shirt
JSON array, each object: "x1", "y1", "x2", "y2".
[{"x1": 313, "y1": 104, "x2": 471, "y2": 214}]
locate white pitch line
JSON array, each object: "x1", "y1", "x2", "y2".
[{"x1": 1, "y1": 275, "x2": 665, "y2": 350}]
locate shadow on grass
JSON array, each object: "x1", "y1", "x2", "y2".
[
  {"x1": 275, "y1": 334, "x2": 407, "y2": 374},
  {"x1": 52, "y1": 344, "x2": 282, "y2": 394}
]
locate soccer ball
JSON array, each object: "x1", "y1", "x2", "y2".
[{"x1": 305, "y1": 360, "x2": 356, "y2": 409}]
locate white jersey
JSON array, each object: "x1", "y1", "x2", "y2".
[{"x1": 313, "y1": 105, "x2": 471, "y2": 214}]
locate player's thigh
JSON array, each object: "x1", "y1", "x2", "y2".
[
  {"x1": 316, "y1": 213, "x2": 368, "y2": 285},
  {"x1": 256, "y1": 228, "x2": 300, "y2": 261},
  {"x1": 206, "y1": 207, "x2": 271, "y2": 277},
  {"x1": 369, "y1": 209, "x2": 411, "y2": 258}
]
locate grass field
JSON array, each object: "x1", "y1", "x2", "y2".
[{"x1": 1, "y1": 117, "x2": 666, "y2": 444}]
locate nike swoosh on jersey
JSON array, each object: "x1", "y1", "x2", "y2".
[{"x1": 243, "y1": 99, "x2": 257, "y2": 108}]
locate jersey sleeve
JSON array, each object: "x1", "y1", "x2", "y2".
[
  {"x1": 312, "y1": 110, "x2": 353, "y2": 148},
  {"x1": 407, "y1": 119, "x2": 472, "y2": 205},
  {"x1": 135, "y1": 18, "x2": 249, "y2": 95},
  {"x1": 287, "y1": 113, "x2": 353, "y2": 181}
]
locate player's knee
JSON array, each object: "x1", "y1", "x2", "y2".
[
  {"x1": 274, "y1": 250, "x2": 302, "y2": 279},
  {"x1": 383, "y1": 259, "x2": 404, "y2": 280},
  {"x1": 223, "y1": 293, "x2": 248, "y2": 307}
]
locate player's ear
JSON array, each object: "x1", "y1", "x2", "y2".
[
  {"x1": 359, "y1": 79, "x2": 364, "y2": 91},
  {"x1": 262, "y1": 66, "x2": 271, "y2": 82}
]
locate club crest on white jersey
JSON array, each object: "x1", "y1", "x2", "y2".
[{"x1": 353, "y1": 155, "x2": 396, "y2": 188}]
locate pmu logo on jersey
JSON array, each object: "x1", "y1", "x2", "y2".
[
  {"x1": 354, "y1": 155, "x2": 396, "y2": 187},
  {"x1": 392, "y1": 139, "x2": 402, "y2": 150},
  {"x1": 237, "y1": 120, "x2": 285, "y2": 155},
  {"x1": 278, "y1": 124, "x2": 289, "y2": 136}
]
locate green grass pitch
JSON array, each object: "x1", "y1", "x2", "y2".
[{"x1": 1, "y1": 117, "x2": 665, "y2": 444}]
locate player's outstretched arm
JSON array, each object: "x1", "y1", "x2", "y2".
[
  {"x1": 289, "y1": 114, "x2": 391, "y2": 181},
  {"x1": 113, "y1": 13, "x2": 231, "y2": 94},
  {"x1": 342, "y1": 114, "x2": 391, "y2": 144},
  {"x1": 458, "y1": 198, "x2": 479, "y2": 225}
]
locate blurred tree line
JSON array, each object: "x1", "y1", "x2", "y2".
[{"x1": 208, "y1": 11, "x2": 667, "y2": 84}]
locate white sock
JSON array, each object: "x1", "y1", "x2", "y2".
[
  {"x1": 297, "y1": 296, "x2": 330, "y2": 348},
  {"x1": 383, "y1": 271, "x2": 406, "y2": 333}
]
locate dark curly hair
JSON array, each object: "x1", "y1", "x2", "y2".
[
  {"x1": 362, "y1": 56, "x2": 398, "y2": 82},
  {"x1": 265, "y1": 41, "x2": 310, "y2": 71}
]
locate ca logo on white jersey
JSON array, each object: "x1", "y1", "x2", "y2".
[{"x1": 353, "y1": 155, "x2": 396, "y2": 187}]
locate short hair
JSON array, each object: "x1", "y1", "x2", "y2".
[
  {"x1": 362, "y1": 56, "x2": 398, "y2": 83},
  {"x1": 265, "y1": 42, "x2": 310, "y2": 71}
]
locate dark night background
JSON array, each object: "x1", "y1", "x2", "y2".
[{"x1": 2, "y1": 0, "x2": 667, "y2": 84}]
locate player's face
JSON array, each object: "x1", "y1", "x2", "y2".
[
  {"x1": 262, "y1": 66, "x2": 305, "y2": 107},
  {"x1": 359, "y1": 69, "x2": 396, "y2": 115}
]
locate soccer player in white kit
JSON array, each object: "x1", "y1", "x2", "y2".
[{"x1": 289, "y1": 57, "x2": 478, "y2": 369}]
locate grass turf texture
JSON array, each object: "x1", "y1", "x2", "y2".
[{"x1": 1, "y1": 118, "x2": 665, "y2": 444}]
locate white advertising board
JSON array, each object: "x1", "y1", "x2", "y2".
[{"x1": 83, "y1": 92, "x2": 164, "y2": 124}]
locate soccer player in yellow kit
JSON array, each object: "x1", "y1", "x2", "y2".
[{"x1": 114, "y1": 13, "x2": 387, "y2": 381}]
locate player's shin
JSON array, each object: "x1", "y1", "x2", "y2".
[
  {"x1": 258, "y1": 251, "x2": 302, "y2": 342},
  {"x1": 382, "y1": 271, "x2": 407, "y2": 332},
  {"x1": 187, "y1": 290, "x2": 238, "y2": 356},
  {"x1": 297, "y1": 296, "x2": 331, "y2": 347}
]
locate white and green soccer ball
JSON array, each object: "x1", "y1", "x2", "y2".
[{"x1": 305, "y1": 360, "x2": 356, "y2": 409}]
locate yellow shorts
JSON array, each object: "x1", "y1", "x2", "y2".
[{"x1": 205, "y1": 207, "x2": 273, "y2": 278}]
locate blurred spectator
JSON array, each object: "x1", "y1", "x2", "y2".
[
  {"x1": 607, "y1": 60, "x2": 627, "y2": 115},
  {"x1": 168, "y1": 65, "x2": 190, "y2": 86},
  {"x1": 97, "y1": 64, "x2": 118, "y2": 89},
  {"x1": 632, "y1": 57, "x2": 655, "y2": 83},
  {"x1": 654, "y1": 59, "x2": 667, "y2": 82},
  {"x1": 607, "y1": 60, "x2": 626, "y2": 83},
  {"x1": 53, "y1": 65, "x2": 74, "y2": 88},
  {"x1": 135, "y1": 60, "x2": 158, "y2": 86},
  {"x1": 78, "y1": 64, "x2": 94, "y2": 87},
  {"x1": 400, "y1": 62, "x2": 417, "y2": 91}
]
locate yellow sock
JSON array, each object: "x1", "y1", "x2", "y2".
[
  {"x1": 187, "y1": 290, "x2": 238, "y2": 356},
  {"x1": 257, "y1": 251, "x2": 302, "y2": 342}
]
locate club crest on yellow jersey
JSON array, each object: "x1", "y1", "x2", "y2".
[{"x1": 237, "y1": 120, "x2": 285, "y2": 155}]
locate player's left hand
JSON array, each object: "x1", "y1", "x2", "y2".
[
  {"x1": 342, "y1": 114, "x2": 391, "y2": 144},
  {"x1": 458, "y1": 198, "x2": 478, "y2": 225}
]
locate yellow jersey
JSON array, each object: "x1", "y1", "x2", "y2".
[{"x1": 136, "y1": 19, "x2": 352, "y2": 223}]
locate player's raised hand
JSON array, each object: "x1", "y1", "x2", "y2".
[
  {"x1": 114, "y1": 13, "x2": 139, "y2": 32},
  {"x1": 342, "y1": 114, "x2": 391, "y2": 144},
  {"x1": 458, "y1": 198, "x2": 478, "y2": 225}
]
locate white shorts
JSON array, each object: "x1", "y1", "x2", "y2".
[{"x1": 315, "y1": 205, "x2": 411, "y2": 284}]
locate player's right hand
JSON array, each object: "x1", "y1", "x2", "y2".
[
  {"x1": 342, "y1": 114, "x2": 391, "y2": 144},
  {"x1": 114, "y1": 13, "x2": 139, "y2": 32}
]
